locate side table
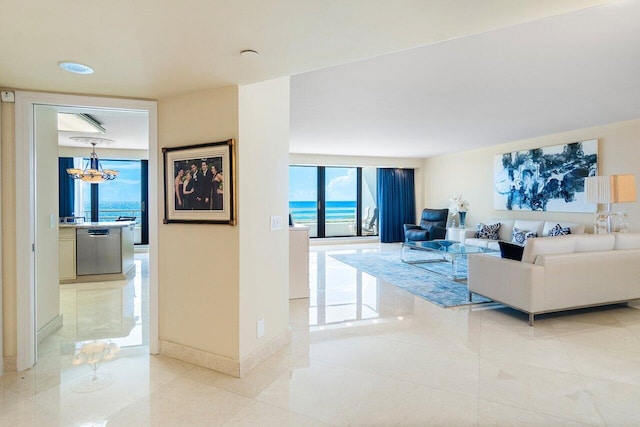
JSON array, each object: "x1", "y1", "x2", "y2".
[{"x1": 446, "y1": 227, "x2": 471, "y2": 244}]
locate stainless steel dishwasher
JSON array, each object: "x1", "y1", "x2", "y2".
[{"x1": 76, "y1": 227, "x2": 122, "y2": 275}]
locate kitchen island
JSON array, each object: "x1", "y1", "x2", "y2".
[{"x1": 59, "y1": 221, "x2": 135, "y2": 284}]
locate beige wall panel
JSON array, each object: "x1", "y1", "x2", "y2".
[
  {"x1": 423, "y1": 118, "x2": 640, "y2": 232},
  {"x1": 157, "y1": 87, "x2": 240, "y2": 359},
  {"x1": 238, "y1": 77, "x2": 291, "y2": 359}
]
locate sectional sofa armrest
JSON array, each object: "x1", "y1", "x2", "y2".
[{"x1": 468, "y1": 253, "x2": 545, "y2": 313}]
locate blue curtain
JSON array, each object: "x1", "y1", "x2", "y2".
[
  {"x1": 377, "y1": 168, "x2": 416, "y2": 243},
  {"x1": 59, "y1": 157, "x2": 75, "y2": 217}
]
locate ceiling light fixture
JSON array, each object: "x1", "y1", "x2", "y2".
[
  {"x1": 66, "y1": 137, "x2": 118, "y2": 183},
  {"x1": 240, "y1": 49, "x2": 259, "y2": 57},
  {"x1": 58, "y1": 61, "x2": 94, "y2": 74},
  {"x1": 58, "y1": 113, "x2": 106, "y2": 133}
]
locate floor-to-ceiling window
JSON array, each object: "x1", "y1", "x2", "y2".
[
  {"x1": 289, "y1": 166, "x2": 319, "y2": 237},
  {"x1": 76, "y1": 159, "x2": 148, "y2": 244},
  {"x1": 289, "y1": 165, "x2": 378, "y2": 238}
]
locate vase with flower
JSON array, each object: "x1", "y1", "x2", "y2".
[{"x1": 449, "y1": 193, "x2": 470, "y2": 228}]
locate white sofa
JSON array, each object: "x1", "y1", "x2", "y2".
[
  {"x1": 468, "y1": 233, "x2": 640, "y2": 325},
  {"x1": 463, "y1": 219, "x2": 586, "y2": 250}
]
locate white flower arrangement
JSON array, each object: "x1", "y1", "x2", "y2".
[{"x1": 449, "y1": 193, "x2": 470, "y2": 215}]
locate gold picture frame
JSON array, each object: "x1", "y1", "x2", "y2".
[{"x1": 163, "y1": 139, "x2": 236, "y2": 224}]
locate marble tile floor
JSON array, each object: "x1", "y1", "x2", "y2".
[{"x1": 2, "y1": 244, "x2": 640, "y2": 426}]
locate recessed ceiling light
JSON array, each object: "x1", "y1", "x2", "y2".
[
  {"x1": 240, "y1": 49, "x2": 259, "y2": 57},
  {"x1": 58, "y1": 61, "x2": 94, "y2": 75}
]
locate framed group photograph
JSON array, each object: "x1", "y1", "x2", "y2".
[{"x1": 163, "y1": 139, "x2": 236, "y2": 224}]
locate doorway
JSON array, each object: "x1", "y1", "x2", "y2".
[{"x1": 14, "y1": 91, "x2": 158, "y2": 371}]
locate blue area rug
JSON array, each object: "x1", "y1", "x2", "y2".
[{"x1": 330, "y1": 250, "x2": 491, "y2": 308}]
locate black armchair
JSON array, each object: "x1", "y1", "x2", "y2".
[{"x1": 403, "y1": 208, "x2": 449, "y2": 242}]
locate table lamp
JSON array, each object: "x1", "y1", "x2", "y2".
[{"x1": 585, "y1": 174, "x2": 636, "y2": 233}]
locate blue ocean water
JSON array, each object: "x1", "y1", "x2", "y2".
[
  {"x1": 290, "y1": 200, "x2": 356, "y2": 222},
  {"x1": 83, "y1": 201, "x2": 142, "y2": 221}
]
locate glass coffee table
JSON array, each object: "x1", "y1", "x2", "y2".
[{"x1": 401, "y1": 239, "x2": 497, "y2": 282}]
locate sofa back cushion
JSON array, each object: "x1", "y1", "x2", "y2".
[
  {"x1": 574, "y1": 234, "x2": 615, "y2": 252},
  {"x1": 419, "y1": 208, "x2": 448, "y2": 230},
  {"x1": 614, "y1": 232, "x2": 640, "y2": 250},
  {"x1": 513, "y1": 220, "x2": 545, "y2": 237},
  {"x1": 491, "y1": 219, "x2": 514, "y2": 241},
  {"x1": 521, "y1": 235, "x2": 576, "y2": 264},
  {"x1": 542, "y1": 221, "x2": 585, "y2": 236}
]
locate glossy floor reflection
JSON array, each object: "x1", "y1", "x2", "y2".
[{"x1": 3, "y1": 244, "x2": 640, "y2": 426}]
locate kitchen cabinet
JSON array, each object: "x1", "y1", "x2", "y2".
[{"x1": 59, "y1": 221, "x2": 135, "y2": 284}]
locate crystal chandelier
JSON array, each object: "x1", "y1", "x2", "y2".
[{"x1": 66, "y1": 137, "x2": 119, "y2": 183}]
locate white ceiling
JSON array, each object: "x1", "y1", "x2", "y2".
[
  {"x1": 1, "y1": 0, "x2": 632, "y2": 156},
  {"x1": 290, "y1": 0, "x2": 640, "y2": 158},
  {"x1": 56, "y1": 107, "x2": 149, "y2": 150}
]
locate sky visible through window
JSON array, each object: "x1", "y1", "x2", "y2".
[
  {"x1": 99, "y1": 160, "x2": 141, "y2": 203},
  {"x1": 81, "y1": 159, "x2": 142, "y2": 218},
  {"x1": 289, "y1": 166, "x2": 357, "y2": 201}
]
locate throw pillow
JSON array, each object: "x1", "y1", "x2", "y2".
[
  {"x1": 547, "y1": 223, "x2": 571, "y2": 237},
  {"x1": 499, "y1": 241, "x2": 525, "y2": 261},
  {"x1": 512, "y1": 227, "x2": 537, "y2": 245},
  {"x1": 475, "y1": 222, "x2": 501, "y2": 240}
]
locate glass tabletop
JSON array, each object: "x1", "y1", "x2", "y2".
[{"x1": 403, "y1": 240, "x2": 496, "y2": 255}]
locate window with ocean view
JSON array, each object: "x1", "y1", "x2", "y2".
[
  {"x1": 77, "y1": 159, "x2": 146, "y2": 244},
  {"x1": 289, "y1": 165, "x2": 378, "y2": 238},
  {"x1": 325, "y1": 167, "x2": 357, "y2": 237},
  {"x1": 289, "y1": 166, "x2": 318, "y2": 237}
]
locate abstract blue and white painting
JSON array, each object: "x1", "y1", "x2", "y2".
[{"x1": 494, "y1": 139, "x2": 598, "y2": 212}]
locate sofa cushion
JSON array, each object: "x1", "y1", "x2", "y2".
[
  {"x1": 542, "y1": 221, "x2": 585, "y2": 236},
  {"x1": 476, "y1": 223, "x2": 501, "y2": 240},
  {"x1": 495, "y1": 219, "x2": 515, "y2": 242},
  {"x1": 547, "y1": 223, "x2": 571, "y2": 237},
  {"x1": 499, "y1": 241, "x2": 525, "y2": 261},
  {"x1": 487, "y1": 241, "x2": 501, "y2": 251},
  {"x1": 574, "y1": 234, "x2": 615, "y2": 252},
  {"x1": 521, "y1": 235, "x2": 576, "y2": 264},
  {"x1": 513, "y1": 220, "x2": 545, "y2": 237},
  {"x1": 512, "y1": 227, "x2": 537, "y2": 245},
  {"x1": 613, "y1": 232, "x2": 640, "y2": 250}
]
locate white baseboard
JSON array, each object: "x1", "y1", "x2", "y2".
[
  {"x1": 159, "y1": 340, "x2": 241, "y2": 377},
  {"x1": 159, "y1": 328, "x2": 291, "y2": 378},
  {"x1": 239, "y1": 328, "x2": 292, "y2": 377},
  {"x1": 36, "y1": 314, "x2": 64, "y2": 345}
]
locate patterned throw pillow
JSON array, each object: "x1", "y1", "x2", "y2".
[
  {"x1": 547, "y1": 223, "x2": 571, "y2": 237},
  {"x1": 512, "y1": 227, "x2": 537, "y2": 245},
  {"x1": 475, "y1": 223, "x2": 501, "y2": 240}
]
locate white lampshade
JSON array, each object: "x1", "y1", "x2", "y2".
[{"x1": 585, "y1": 174, "x2": 637, "y2": 205}]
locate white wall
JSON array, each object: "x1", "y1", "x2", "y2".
[
  {"x1": 157, "y1": 86, "x2": 241, "y2": 360},
  {"x1": 58, "y1": 146, "x2": 149, "y2": 160},
  {"x1": 34, "y1": 106, "x2": 59, "y2": 331},
  {"x1": 0, "y1": 100, "x2": 3, "y2": 373},
  {"x1": 423, "y1": 118, "x2": 640, "y2": 232},
  {"x1": 157, "y1": 80, "x2": 291, "y2": 373},
  {"x1": 238, "y1": 77, "x2": 290, "y2": 360}
]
